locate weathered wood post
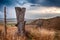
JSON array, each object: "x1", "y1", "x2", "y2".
[
  {"x1": 4, "y1": 7, "x2": 7, "y2": 36},
  {"x1": 15, "y1": 7, "x2": 26, "y2": 36}
]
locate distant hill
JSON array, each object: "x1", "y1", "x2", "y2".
[
  {"x1": 0, "y1": 18, "x2": 17, "y2": 24},
  {"x1": 30, "y1": 16, "x2": 60, "y2": 30},
  {"x1": 0, "y1": 18, "x2": 34, "y2": 24}
]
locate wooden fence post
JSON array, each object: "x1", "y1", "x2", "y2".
[
  {"x1": 15, "y1": 7, "x2": 26, "y2": 36},
  {"x1": 4, "y1": 7, "x2": 7, "y2": 36}
]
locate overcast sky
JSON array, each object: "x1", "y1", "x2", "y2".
[{"x1": 0, "y1": 0, "x2": 60, "y2": 19}]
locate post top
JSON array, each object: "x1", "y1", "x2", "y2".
[{"x1": 15, "y1": 7, "x2": 26, "y2": 9}]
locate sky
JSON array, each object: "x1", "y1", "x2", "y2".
[{"x1": 0, "y1": 0, "x2": 60, "y2": 19}]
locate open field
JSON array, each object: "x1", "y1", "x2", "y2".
[{"x1": 0, "y1": 24, "x2": 60, "y2": 40}]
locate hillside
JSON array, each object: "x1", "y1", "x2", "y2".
[{"x1": 30, "y1": 16, "x2": 60, "y2": 30}]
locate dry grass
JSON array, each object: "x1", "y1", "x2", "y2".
[
  {"x1": 0, "y1": 25, "x2": 60, "y2": 40},
  {"x1": 0, "y1": 25, "x2": 27, "y2": 40},
  {"x1": 25, "y1": 25, "x2": 56, "y2": 40}
]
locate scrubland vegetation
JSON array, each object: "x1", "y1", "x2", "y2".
[
  {"x1": 0, "y1": 17, "x2": 60, "y2": 40},
  {"x1": 0, "y1": 24, "x2": 60, "y2": 40}
]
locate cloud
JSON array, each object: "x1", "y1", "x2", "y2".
[
  {"x1": 0, "y1": 0, "x2": 30, "y2": 11},
  {"x1": 27, "y1": 7, "x2": 60, "y2": 14},
  {"x1": 27, "y1": 0, "x2": 60, "y2": 7},
  {"x1": 0, "y1": 0, "x2": 60, "y2": 19},
  {"x1": 0, "y1": 11, "x2": 4, "y2": 18},
  {"x1": 25, "y1": 6, "x2": 60, "y2": 19},
  {"x1": 0, "y1": 0, "x2": 17, "y2": 11},
  {"x1": 0, "y1": 0, "x2": 32, "y2": 18},
  {"x1": 25, "y1": 13, "x2": 60, "y2": 19},
  {"x1": 0, "y1": 0, "x2": 17, "y2": 6},
  {"x1": 6, "y1": 7, "x2": 16, "y2": 18}
]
